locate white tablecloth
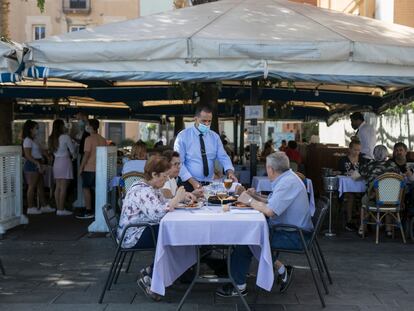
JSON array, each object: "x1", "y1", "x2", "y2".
[
  {"x1": 150, "y1": 205, "x2": 274, "y2": 296},
  {"x1": 251, "y1": 176, "x2": 316, "y2": 216},
  {"x1": 338, "y1": 176, "x2": 366, "y2": 198}
]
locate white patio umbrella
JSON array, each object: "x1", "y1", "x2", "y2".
[
  {"x1": 24, "y1": 0, "x2": 414, "y2": 86},
  {"x1": 0, "y1": 41, "x2": 22, "y2": 83}
]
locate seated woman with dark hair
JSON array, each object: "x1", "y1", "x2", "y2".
[
  {"x1": 160, "y1": 150, "x2": 198, "y2": 199},
  {"x1": 260, "y1": 140, "x2": 275, "y2": 162},
  {"x1": 358, "y1": 144, "x2": 399, "y2": 236},
  {"x1": 117, "y1": 156, "x2": 186, "y2": 301}
]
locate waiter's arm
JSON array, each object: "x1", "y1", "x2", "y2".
[
  {"x1": 216, "y1": 138, "x2": 237, "y2": 182},
  {"x1": 174, "y1": 133, "x2": 202, "y2": 189}
]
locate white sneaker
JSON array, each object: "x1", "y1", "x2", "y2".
[
  {"x1": 27, "y1": 207, "x2": 42, "y2": 215},
  {"x1": 40, "y1": 205, "x2": 56, "y2": 213},
  {"x1": 56, "y1": 209, "x2": 73, "y2": 216}
]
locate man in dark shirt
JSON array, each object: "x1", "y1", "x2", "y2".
[{"x1": 388, "y1": 142, "x2": 414, "y2": 180}]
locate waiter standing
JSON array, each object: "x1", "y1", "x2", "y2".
[
  {"x1": 350, "y1": 112, "x2": 376, "y2": 160},
  {"x1": 174, "y1": 105, "x2": 237, "y2": 192}
]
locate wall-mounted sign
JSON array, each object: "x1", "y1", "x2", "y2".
[
  {"x1": 246, "y1": 125, "x2": 261, "y2": 145},
  {"x1": 245, "y1": 105, "x2": 263, "y2": 120}
]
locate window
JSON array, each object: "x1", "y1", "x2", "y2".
[
  {"x1": 107, "y1": 123, "x2": 124, "y2": 146},
  {"x1": 33, "y1": 25, "x2": 46, "y2": 40},
  {"x1": 69, "y1": 25, "x2": 86, "y2": 32},
  {"x1": 70, "y1": 0, "x2": 87, "y2": 9}
]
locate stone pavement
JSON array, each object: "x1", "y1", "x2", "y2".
[{"x1": 1, "y1": 216, "x2": 414, "y2": 311}]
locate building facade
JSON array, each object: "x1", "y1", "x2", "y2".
[{"x1": 290, "y1": 0, "x2": 414, "y2": 27}]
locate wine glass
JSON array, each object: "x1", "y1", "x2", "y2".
[
  {"x1": 216, "y1": 191, "x2": 228, "y2": 208},
  {"x1": 223, "y1": 178, "x2": 233, "y2": 193}
]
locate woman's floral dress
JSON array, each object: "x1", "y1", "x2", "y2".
[{"x1": 117, "y1": 180, "x2": 169, "y2": 248}]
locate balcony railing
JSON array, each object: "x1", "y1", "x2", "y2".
[{"x1": 62, "y1": 0, "x2": 91, "y2": 14}]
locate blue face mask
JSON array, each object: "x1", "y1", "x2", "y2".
[{"x1": 198, "y1": 123, "x2": 210, "y2": 134}]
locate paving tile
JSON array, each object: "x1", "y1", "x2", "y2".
[
  {"x1": 0, "y1": 290, "x2": 62, "y2": 303},
  {"x1": 296, "y1": 292, "x2": 382, "y2": 306},
  {"x1": 2, "y1": 228, "x2": 414, "y2": 310},
  {"x1": 0, "y1": 304, "x2": 106, "y2": 311},
  {"x1": 54, "y1": 289, "x2": 135, "y2": 304}
]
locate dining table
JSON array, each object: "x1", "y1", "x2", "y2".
[
  {"x1": 150, "y1": 204, "x2": 274, "y2": 310},
  {"x1": 337, "y1": 175, "x2": 366, "y2": 198}
]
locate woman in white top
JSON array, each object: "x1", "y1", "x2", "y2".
[
  {"x1": 122, "y1": 140, "x2": 147, "y2": 175},
  {"x1": 160, "y1": 150, "x2": 198, "y2": 200},
  {"x1": 49, "y1": 119, "x2": 76, "y2": 216},
  {"x1": 160, "y1": 150, "x2": 180, "y2": 197},
  {"x1": 22, "y1": 120, "x2": 54, "y2": 215}
]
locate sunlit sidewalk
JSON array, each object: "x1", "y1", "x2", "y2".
[{"x1": 1, "y1": 214, "x2": 414, "y2": 311}]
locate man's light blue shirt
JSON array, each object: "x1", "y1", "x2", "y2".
[
  {"x1": 174, "y1": 125, "x2": 234, "y2": 182},
  {"x1": 268, "y1": 169, "x2": 313, "y2": 232}
]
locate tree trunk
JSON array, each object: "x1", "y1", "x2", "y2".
[
  {"x1": 0, "y1": 98, "x2": 13, "y2": 145},
  {"x1": 174, "y1": 116, "x2": 184, "y2": 137},
  {"x1": 0, "y1": 0, "x2": 10, "y2": 38}
]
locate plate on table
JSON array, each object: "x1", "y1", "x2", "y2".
[
  {"x1": 208, "y1": 195, "x2": 238, "y2": 205},
  {"x1": 175, "y1": 201, "x2": 203, "y2": 210},
  {"x1": 230, "y1": 201, "x2": 253, "y2": 210}
]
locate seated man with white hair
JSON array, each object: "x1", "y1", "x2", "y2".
[{"x1": 216, "y1": 152, "x2": 313, "y2": 297}]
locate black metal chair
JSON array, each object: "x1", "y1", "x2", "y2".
[
  {"x1": 0, "y1": 258, "x2": 5, "y2": 275},
  {"x1": 99, "y1": 204, "x2": 157, "y2": 303},
  {"x1": 269, "y1": 197, "x2": 331, "y2": 308}
]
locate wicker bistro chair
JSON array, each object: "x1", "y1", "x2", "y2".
[
  {"x1": 269, "y1": 197, "x2": 331, "y2": 308},
  {"x1": 362, "y1": 173, "x2": 406, "y2": 244},
  {"x1": 116, "y1": 171, "x2": 146, "y2": 210},
  {"x1": 120, "y1": 171, "x2": 146, "y2": 196},
  {"x1": 99, "y1": 204, "x2": 157, "y2": 303}
]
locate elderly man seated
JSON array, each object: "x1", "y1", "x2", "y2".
[{"x1": 216, "y1": 152, "x2": 313, "y2": 297}]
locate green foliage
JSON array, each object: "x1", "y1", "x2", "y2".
[
  {"x1": 144, "y1": 139, "x2": 156, "y2": 148},
  {"x1": 302, "y1": 121, "x2": 319, "y2": 142},
  {"x1": 119, "y1": 138, "x2": 135, "y2": 148},
  {"x1": 37, "y1": 0, "x2": 45, "y2": 13},
  {"x1": 385, "y1": 101, "x2": 414, "y2": 116}
]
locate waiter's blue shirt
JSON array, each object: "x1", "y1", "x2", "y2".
[{"x1": 174, "y1": 125, "x2": 234, "y2": 182}]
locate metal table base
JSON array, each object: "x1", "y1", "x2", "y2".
[
  {"x1": 324, "y1": 191, "x2": 336, "y2": 237},
  {"x1": 177, "y1": 245, "x2": 251, "y2": 311}
]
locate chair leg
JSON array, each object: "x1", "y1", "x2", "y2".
[
  {"x1": 315, "y1": 239, "x2": 333, "y2": 285},
  {"x1": 312, "y1": 247, "x2": 329, "y2": 295},
  {"x1": 113, "y1": 252, "x2": 127, "y2": 284},
  {"x1": 125, "y1": 252, "x2": 135, "y2": 273},
  {"x1": 410, "y1": 217, "x2": 414, "y2": 241},
  {"x1": 304, "y1": 247, "x2": 326, "y2": 308},
  {"x1": 0, "y1": 258, "x2": 5, "y2": 275},
  {"x1": 108, "y1": 251, "x2": 124, "y2": 290},
  {"x1": 397, "y1": 213, "x2": 407, "y2": 244},
  {"x1": 99, "y1": 249, "x2": 121, "y2": 303},
  {"x1": 376, "y1": 212, "x2": 380, "y2": 244}
]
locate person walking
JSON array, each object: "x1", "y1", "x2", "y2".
[
  {"x1": 49, "y1": 119, "x2": 76, "y2": 216},
  {"x1": 77, "y1": 119, "x2": 106, "y2": 219}
]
